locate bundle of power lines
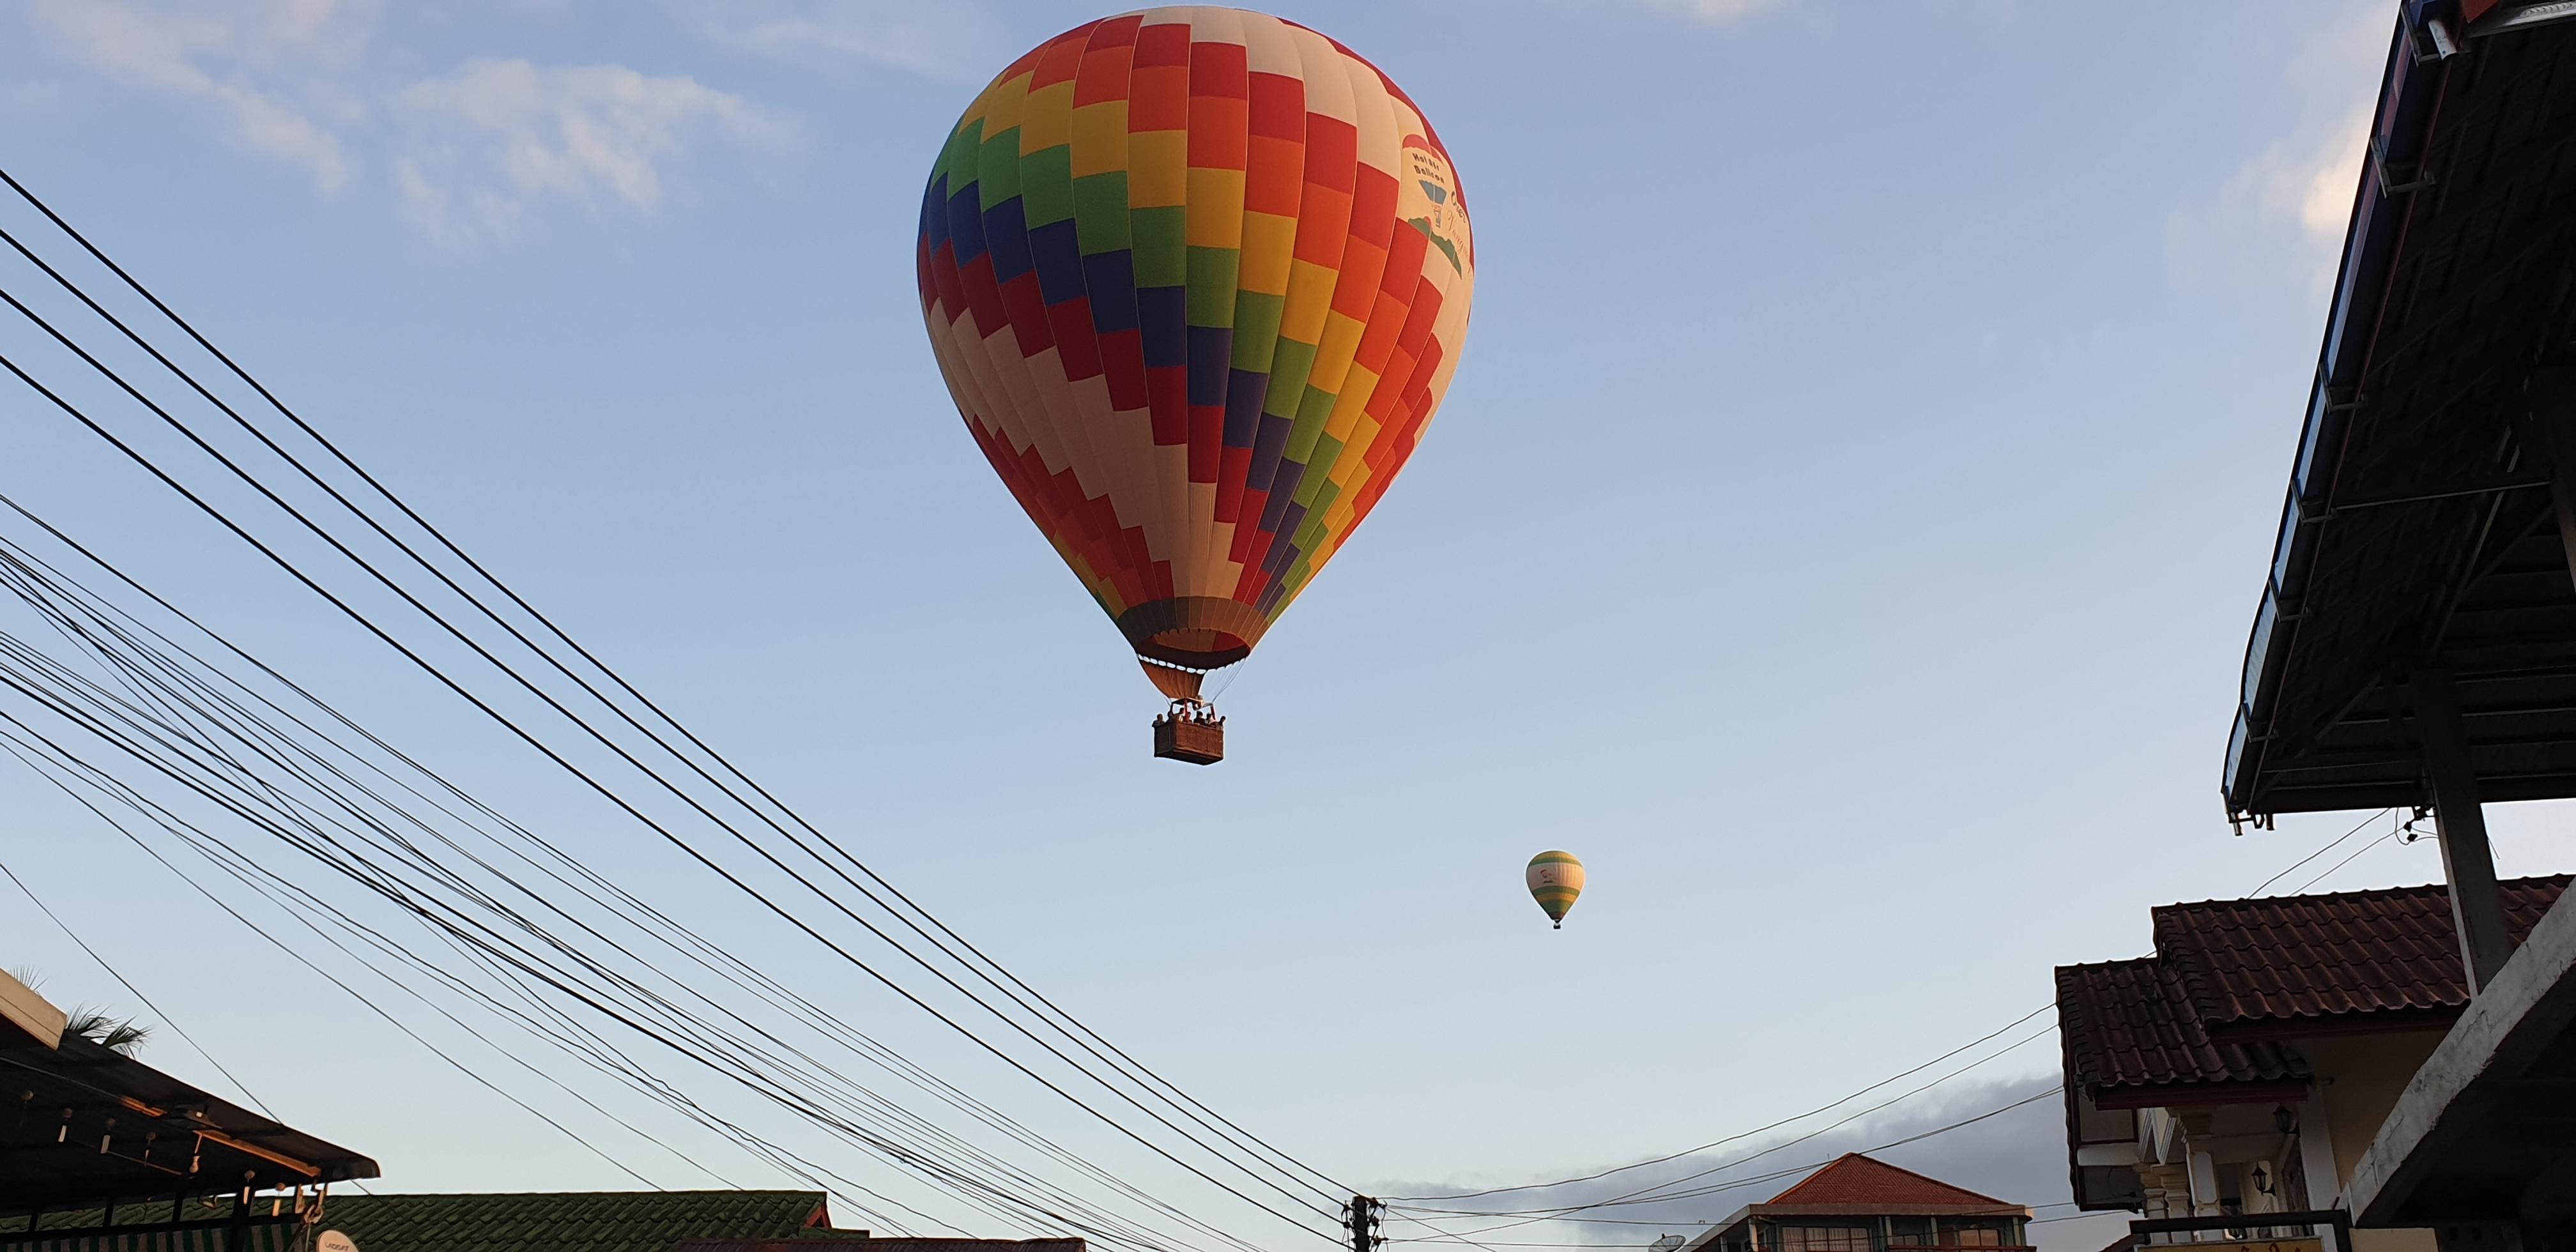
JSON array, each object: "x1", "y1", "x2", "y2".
[{"x1": 0, "y1": 169, "x2": 1363, "y2": 1252}]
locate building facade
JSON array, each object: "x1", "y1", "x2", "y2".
[
  {"x1": 2055, "y1": 879, "x2": 2569, "y2": 1250},
  {"x1": 1679, "y1": 1154, "x2": 2031, "y2": 1252}
]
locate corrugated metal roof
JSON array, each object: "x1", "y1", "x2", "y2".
[{"x1": 2223, "y1": 10, "x2": 2576, "y2": 818}]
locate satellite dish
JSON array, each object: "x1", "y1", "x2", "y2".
[
  {"x1": 1650, "y1": 1237, "x2": 1685, "y2": 1252},
  {"x1": 318, "y1": 1232, "x2": 359, "y2": 1252}
]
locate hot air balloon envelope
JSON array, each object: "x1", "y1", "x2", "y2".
[
  {"x1": 1527, "y1": 851, "x2": 1584, "y2": 929},
  {"x1": 914, "y1": 7, "x2": 1475, "y2": 729}
]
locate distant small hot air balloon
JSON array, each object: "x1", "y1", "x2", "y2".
[
  {"x1": 1526, "y1": 851, "x2": 1583, "y2": 929},
  {"x1": 914, "y1": 6, "x2": 1476, "y2": 764}
]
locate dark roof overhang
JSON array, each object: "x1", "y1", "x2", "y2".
[
  {"x1": 0, "y1": 1036, "x2": 378, "y2": 1210},
  {"x1": 2080, "y1": 1078, "x2": 2313, "y2": 1112},
  {"x1": 2225, "y1": 2, "x2": 2576, "y2": 819}
]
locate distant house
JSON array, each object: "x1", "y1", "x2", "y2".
[
  {"x1": 305, "y1": 1193, "x2": 1082, "y2": 1252},
  {"x1": 2, "y1": 958, "x2": 1067, "y2": 1252},
  {"x1": 309, "y1": 1192, "x2": 840, "y2": 1252},
  {"x1": 1676, "y1": 1154, "x2": 2032, "y2": 1252},
  {"x1": 2055, "y1": 878, "x2": 2569, "y2": 1249},
  {"x1": 24, "y1": 1189, "x2": 1082, "y2": 1252}
]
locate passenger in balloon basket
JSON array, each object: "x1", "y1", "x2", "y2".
[{"x1": 1151, "y1": 698, "x2": 1227, "y2": 766}]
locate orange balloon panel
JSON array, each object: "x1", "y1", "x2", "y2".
[{"x1": 916, "y1": 6, "x2": 1474, "y2": 672}]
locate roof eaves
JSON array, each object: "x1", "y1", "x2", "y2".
[
  {"x1": 2223, "y1": 3, "x2": 2456, "y2": 818},
  {"x1": 2083, "y1": 1077, "x2": 2312, "y2": 1112}
]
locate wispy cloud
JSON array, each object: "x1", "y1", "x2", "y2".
[
  {"x1": 22, "y1": 0, "x2": 371, "y2": 192},
  {"x1": 2232, "y1": 102, "x2": 2372, "y2": 251},
  {"x1": 12, "y1": 0, "x2": 804, "y2": 250},
  {"x1": 2169, "y1": 1, "x2": 2388, "y2": 292},
  {"x1": 2226, "y1": 2, "x2": 2384, "y2": 267},
  {"x1": 391, "y1": 59, "x2": 796, "y2": 251}
]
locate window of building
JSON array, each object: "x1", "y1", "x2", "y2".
[
  {"x1": 1779, "y1": 1227, "x2": 1873, "y2": 1252},
  {"x1": 1894, "y1": 1224, "x2": 2006, "y2": 1248}
]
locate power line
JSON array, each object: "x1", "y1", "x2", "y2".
[
  {"x1": 1397, "y1": 1067, "x2": 2053, "y2": 1227},
  {"x1": 2292, "y1": 829, "x2": 2405, "y2": 895},
  {"x1": 0, "y1": 696, "x2": 1119, "y2": 1244},
  {"x1": 1388, "y1": 1005, "x2": 2053, "y2": 1203},
  {"x1": 1385, "y1": 808, "x2": 2411, "y2": 1231},
  {"x1": 1384, "y1": 819, "x2": 2403, "y2": 1233},
  {"x1": 0, "y1": 340, "x2": 1335, "y2": 1244},
  {"x1": 2250, "y1": 808, "x2": 2393, "y2": 896},
  {"x1": 0, "y1": 497, "x2": 1270, "y2": 1251},
  {"x1": 0, "y1": 162, "x2": 1351, "y2": 1212},
  {"x1": 1389, "y1": 1090, "x2": 2056, "y2": 1246},
  {"x1": 0, "y1": 491, "x2": 1225, "y2": 1241},
  {"x1": 0, "y1": 733, "x2": 678, "y2": 1191},
  {"x1": 0, "y1": 192, "x2": 1346, "y2": 1239}
]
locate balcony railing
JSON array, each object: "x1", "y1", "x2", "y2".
[{"x1": 2117, "y1": 1210, "x2": 2354, "y2": 1252}]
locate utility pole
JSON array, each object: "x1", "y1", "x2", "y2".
[{"x1": 1346, "y1": 1196, "x2": 1383, "y2": 1252}]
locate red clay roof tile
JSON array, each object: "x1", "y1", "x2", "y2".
[
  {"x1": 2152, "y1": 876, "x2": 2566, "y2": 1029},
  {"x1": 1765, "y1": 1154, "x2": 2012, "y2": 1209},
  {"x1": 2055, "y1": 958, "x2": 2306, "y2": 1097},
  {"x1": 2054, "y1": 876, "x2": 2569, "y2": 1100}
]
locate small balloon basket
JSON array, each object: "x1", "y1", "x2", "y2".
[{"x1": 1153, "y1": 700, "x2": 1225, "y2": 765}]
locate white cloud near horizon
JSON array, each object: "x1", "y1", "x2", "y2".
[
  {"x1": 1371, "y1": 1074, "x2": 2119, "y2": 1252},
  {"x1": 392, "y1": 59, "x2": 796, "y2": 251}
]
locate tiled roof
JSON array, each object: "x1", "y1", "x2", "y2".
[
  {"x1": 1763, "y1": 1154, "x2": 2014, "y2": 1210},
  {"x1": 2054, "y1": 877, "x2": 2571, "y2": 1101},
  {"x1": 2152, "y1": 876, "x2": 2567, "y2": 1032},
  {"x1": 2055, "y1": 958, "x2": 2308, "y2": 1097},
  {"x1": 314, "y1": 1192, "x2": 831, "y2": 1252}
]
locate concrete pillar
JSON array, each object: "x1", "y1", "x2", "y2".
[
  {"x1": 2188, "y1": 1149, "x2": 2223, "y2": 1218},
  {"x1": 2296, "y1": 1093, "x2": 2341, "y2": 1210},
  {"x1": 2412, "y1": 669, "x2": 2517, "y2": 992}
]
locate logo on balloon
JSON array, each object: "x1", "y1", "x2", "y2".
[{"x1": 1402, "y1": 141, "x2": 1467, "y2": 275}]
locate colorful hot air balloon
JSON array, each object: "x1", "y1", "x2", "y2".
[
  {"x1": 1526, "y1": 851, "x2": 1583, "y2": 929},
  {"x1": 915, "y1": 7, "x2": 1475, "y2": 761}
]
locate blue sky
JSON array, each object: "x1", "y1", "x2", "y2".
[{"x1": 0, "y1": 1, "x2": 2547, "y2": 1249}]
